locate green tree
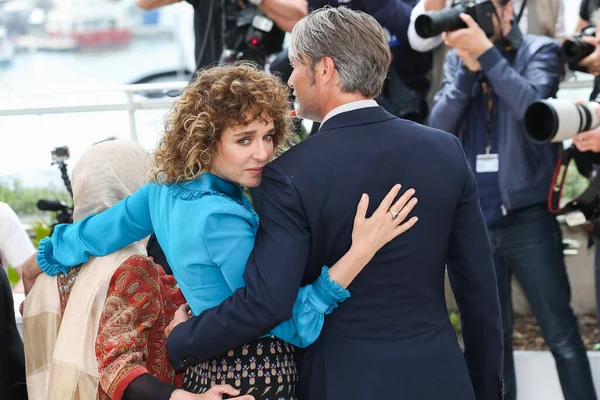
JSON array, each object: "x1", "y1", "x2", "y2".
[
  {"x1": 562, "y1": 162, "x2": 591, "y2": 203},
  {"x1": 0, "y1": 178, "x2": 70, "y2": 216}
]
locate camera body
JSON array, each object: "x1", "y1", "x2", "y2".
[
  {"x1": 562, "y1": 25, "x2": 596, "y2": 72},
  {"x1": 220, "y1": 4, "x2": 284, "y2": 67},
  {"x1": 415, "y1": 0, "x2": 496, "y2": 39},
  {"x1": 524, "y1": 99, "x2": 600, "y2": 144},
  {"x1": 38, "y1": 146, "x2": 74, "y2": 233},
  {"x1": 51, "y1": 146, "x2": 70, "y2": 163}
]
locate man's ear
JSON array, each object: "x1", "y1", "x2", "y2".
[{"x1": 319, "y1": 56, "x2": 337, "y2": 85}]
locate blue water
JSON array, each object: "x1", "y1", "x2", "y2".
[{"x1": 0, "y1": 36, "x2": 185, "y2": 188}]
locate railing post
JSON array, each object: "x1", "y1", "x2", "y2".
[{"x1": 126, "y1": 91, "x2": 138, "y2": 142}]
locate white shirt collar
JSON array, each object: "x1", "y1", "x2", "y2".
[{"x1": 320, "y1": 99, "x2": 379, "y2": 126}]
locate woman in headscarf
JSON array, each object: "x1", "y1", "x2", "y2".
[{"x1": 22, "y1": 139, "x2": 253, "y2": 400}]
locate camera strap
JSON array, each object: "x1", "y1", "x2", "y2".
[
  {"x1": 516, "y1": 0, "x2": 527, "y2": 24},
  {"x1": 548, "y1": 145, "x2": 600, "y2": 215}
]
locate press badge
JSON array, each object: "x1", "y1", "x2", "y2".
[{"x1": 476, "y1": 153, "x2": 499, "y2": 173}]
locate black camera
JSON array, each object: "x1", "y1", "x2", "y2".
[
  {"x1": 38, "y1": 146, "x2": 74, "y2": 234},
  {"x1": 415, "y1": 0, "x2": 496, "y2": 39},
  {"x1": 51, "y1": 146, "x2": 70, "y2": 163},
  {"x1": 219, "y1": 5, "x2": 284, "y2": 67},
  {"x1": 562, "y1": 25, "x2": 596, "y2": 71}
]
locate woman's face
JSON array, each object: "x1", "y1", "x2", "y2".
[{"x1": 210, "y1": 117, "x2": 276, "y2": 188}]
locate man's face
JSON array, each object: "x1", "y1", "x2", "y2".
[
  {"x1": 489, "y1": 0, "x2": 512, "y2": 42},
  {"x1": 288, "y1": 56, "x2": 324, "y2": 122}
]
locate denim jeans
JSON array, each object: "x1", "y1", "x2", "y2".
[{"x1": 489, "y1": 204, "x2": 596, "y2": 400}]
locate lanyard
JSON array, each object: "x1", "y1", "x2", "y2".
[
  {"x1": 482, "y1": 80, "x2": 494, "y2": 155},
  {"x1": 516, "y1": 0, "x2": 527, "y2": 24}
]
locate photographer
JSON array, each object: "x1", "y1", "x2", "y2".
[
  {"x1": 575, "y1": 0, "x2": 600, "y2": 79},
  {"x1": 407, "y1": 0, "x2": 565, "y2": 107},
  {"x1": 269, "y1": 0, "x2": 433, "y2": 125},
  {"x1": 571, "y1": 76, "x2": 600, "y2": 352},
  {"x1": 428, "y1": 1, "x2": 597, "y2": 399},
  {"x1": 0, "y1": 202, "x2": 35, "y2": 292},
  {"x1": 137, "y1": 0, "x2": 307, "y2": 69}
]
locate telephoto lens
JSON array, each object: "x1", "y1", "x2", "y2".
[
  {"x1": 524, "y1": 99, "x2": 600, "y2": 143},
  {"x1": 415, "y1": 6, "x2": 465, "y2": 38},
  {"x1": 414, "y1": 0, "x2": 495, "y2": 38}
]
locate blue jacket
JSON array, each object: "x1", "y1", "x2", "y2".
[
  {"x1": 429, "y1": 31, "x2": 562, "y2": 215},
  {"x1": 166, "y1": 107, "x2": 503, "y2": 400},
  {"x1": 36, "y1": 173, "x2": 350, "y2": 348}
]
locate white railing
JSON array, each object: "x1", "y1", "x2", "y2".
[
  {"x1": 0, "y1": 79, "x2": 595, "y2": 141},
  {"x1": 0, "y1": 81, "x2": 188, "y2": 142},
  {"x1": 0, "y1": 80, "x2": 593, "y2": 147}
]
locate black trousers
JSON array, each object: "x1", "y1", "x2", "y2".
[{"x1": 0, "y1": 267, "x2": 27, "y2": 400}]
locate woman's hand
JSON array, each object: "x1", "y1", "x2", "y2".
[
  {"x1": 170, "y1": 386, "x2": 254, "y2": 400},
  {"x1": 20, "y1": 252, "x2": 43, "y2": 295},
  {"x1": 351, "y1": 184, "x2": 418, "y2": 260},
  {"x1": 165, "y1": 303, "x2": 191, "y2": 338},
  {"x1": 322, "y1": 184, "x2": 418, "y2": 289}
]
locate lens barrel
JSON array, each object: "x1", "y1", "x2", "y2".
[{"x1": 415, "y1": 6, "x2": 464, "y2": 38}]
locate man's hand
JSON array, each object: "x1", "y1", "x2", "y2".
[
  {"x1": 578, "y1": 36, "x2": 600, "y2": 76},
  {"x1": 574, "y1": 106, "x2": 600, "y2": 152},
  {"x1": 455, "y1": 48, "x2": 481, "y2": 72},
  {"x1": 20, "y1": 253, "x2": 43, "y2": 295},
  {"x1": 170, "y1": 386, "x2": 254, "y2": 400},
  {"x1": 575, "y1": 128, "x2": 600, "y2": 152},
  {"x1": 424, "y1": 0, "x2": 446, "y2": 12},
  {"x1": 258, "y1": 0, "x2": 307, "y2": 33},
  {"x1": 444, "y1": 13, "x2": 493, "y2": 58},
  {"x1": 165, "y1": 303, "x2": 191, "y2": 338}
]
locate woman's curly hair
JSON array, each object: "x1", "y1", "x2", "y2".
[{"x1": 151, "y1": 63, "x2": 293, "y2": 184}]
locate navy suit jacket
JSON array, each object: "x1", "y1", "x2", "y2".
[{"x1": 167, "y1": 107, "x2": 504, "y2": 400}]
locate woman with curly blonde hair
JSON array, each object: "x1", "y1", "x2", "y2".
[{"x1": 26, "y1": 63, "x2": 418, "y2": 399}]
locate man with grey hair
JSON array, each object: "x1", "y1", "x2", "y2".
[{"x1": 167, "y1": 7, "x2": 504, "y2": 400}]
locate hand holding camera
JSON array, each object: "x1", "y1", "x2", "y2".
[
  {"x1": 415, "y1": 0, "x2": 496, "y2": 39},
  {"x1": 575, "y1": 128, "x2": 600, "y2": 152},
  {"x1": 455, "y1": 48, "x2": 482, "y2": 71},
  {"x1": 444, "y1": 13, "x2": 493, "y2": 71},
  {"x1": 562, "y1": 25, "x2": 600, "y2": 76},
  {"x1": 578, "y1": 35, "x2": 600, "y2": 76},
  {"x1": 574, "y1": 105, "x2": 600, "y2": 152},
  {"x1": 524, "y1": 99, "x2": 600, "y2": 144}
]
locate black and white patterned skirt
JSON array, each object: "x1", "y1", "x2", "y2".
[{"x1": 182, "y1": 337, "x2": 298, "y2": 400}]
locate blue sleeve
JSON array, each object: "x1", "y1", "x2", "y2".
[
  {"x1": 269, "y1": 266, "x2": 350, "y2": 348},
  {"x1": 37, "y1": 184, "x2": 154, "y2": 276},
  {"x1": 428, "y1": 50, "x2": 478, "y2": 134},
  {"x1": 363, "y1": 0, "x2": 417, "y2": 43},
  {"x1": 478, "y1": 43, "x2": 561, "y2": 121},
  {"x1": 204, "y1": 206, "x2": 350, "y2": 349},
  {"x1": 166, "y1": 163, "x2": 317, "y2": 368}
]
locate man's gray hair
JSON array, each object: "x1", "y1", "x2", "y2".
[{"x1": 288, "y1": 7, "x2": 391, "y2": 98}]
